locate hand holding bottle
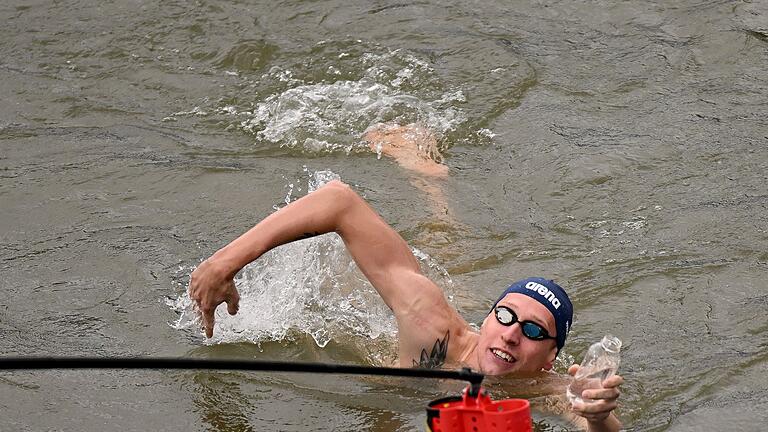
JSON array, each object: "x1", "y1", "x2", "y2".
[
  {"x1": 567, "y1": 335, "x2": 624, "y2": 430},
  {"x1": 567, "y1": 363, "x2": 624, "y2": 426}
]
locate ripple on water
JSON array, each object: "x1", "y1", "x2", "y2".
[{"x1": 214, "y1": 39, "x2": 279, "y2": 73}]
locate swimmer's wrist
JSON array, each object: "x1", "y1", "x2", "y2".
[
  {"x1": 585, "y1": 413, "x2": 621, "y2": 432},
  {"x1": 208, "y1": 245, "x2": 257, "y2": 279},
  {"x1": 210, "y1": 228, "x2": 273, "y2": 277}
]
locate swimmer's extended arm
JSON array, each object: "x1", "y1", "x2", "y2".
[{"x1": 190, "y1": 180, "x2": 464, "y2": 348}]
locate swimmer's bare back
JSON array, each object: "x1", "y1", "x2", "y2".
[{"x1": 363, "y1": 123, "x2": 449, "y2": 178}]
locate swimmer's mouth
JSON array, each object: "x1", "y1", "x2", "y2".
[{"x1": 491, "y1": 348, "x2": 515, "y2": 363}]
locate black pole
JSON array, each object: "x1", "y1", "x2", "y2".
[{"x1": 0, "y1": 357, "x2": 484, "y2": 387}]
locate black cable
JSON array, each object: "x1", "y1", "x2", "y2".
[{"x1": 0, "y1": 357, "x2": 484, "y2": 387}]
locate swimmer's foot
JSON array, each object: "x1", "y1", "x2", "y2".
[{"x1": 363, "y1": 123, "x2": 448, "y2": 178}]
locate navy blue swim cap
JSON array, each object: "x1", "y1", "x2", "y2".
[{"x1": 490, "y1": 277, "x2": 573, "y2": 355}]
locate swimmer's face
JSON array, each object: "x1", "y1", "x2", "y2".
[{"x1": 475, "y1": 293, "x2": 558, "y2": 376}]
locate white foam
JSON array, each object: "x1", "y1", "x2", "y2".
[{"x1": 239, "y1": 78, "x2": 459, "y2": 152}]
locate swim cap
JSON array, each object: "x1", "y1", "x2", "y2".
[{"x1": 490, "y1": 277, "x2": 573, "y2": 355}]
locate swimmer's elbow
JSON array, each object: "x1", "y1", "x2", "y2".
[
  {"x1": 321, "y1": 180, "x2": 356, "y2": 204},
  {"x1": 322, "y1": 179, "x2": 351, "y2": 193},
  {"x1": 318, "y1": 179, "x2": 365, "y2": 214}
]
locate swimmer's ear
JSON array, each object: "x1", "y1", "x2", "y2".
[{"x1": 542, "y1": 345, "x2": 558, "y2": 371}]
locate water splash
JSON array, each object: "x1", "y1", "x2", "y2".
[
  {"x1": 238, "y1": 81, "x2": 463, "y2": 152},
  {"x1": 206, "y1": 44, "x2": 469, "y2": 152},
  {"x1": 170, "y1": 169, "x2": 454, "y2": 365}
]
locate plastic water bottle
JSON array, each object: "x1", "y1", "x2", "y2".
[{"x1": 566, "y1": 335, "x2": 622, "y2": 404}]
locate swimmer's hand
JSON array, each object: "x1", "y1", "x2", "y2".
[
  {"x1": 189, "y1": 258, "x2": 240, "y2": 338},
  {"x1": 567, "y1": 364, "x2": 623, "y2": 432}
]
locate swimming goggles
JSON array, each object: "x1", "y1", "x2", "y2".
[{"x1": 494, "y1": 306, "x2": 556, "y2": 341}]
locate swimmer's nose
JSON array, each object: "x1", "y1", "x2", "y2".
[{"x1": 501, "y1": 322, "x2": 523, "y2": 346}]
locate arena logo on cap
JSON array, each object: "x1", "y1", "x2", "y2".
[{"x1": 525, "y1": 281, "x2": 561, "y2": 309}]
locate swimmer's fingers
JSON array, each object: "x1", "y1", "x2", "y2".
[
  {"x1": 225, "y1": 282, "x2": 240, "y2": 316},
  {"x1": 602, "y1": 374, "x2": 624, "y2": 389},
  {"x1": 571, "y1": 398, "x2": 618, "y2": 424},
  {"x1": 571, "y1": 397, "x2": 618, "y2": 412},
  {"x1": 566, "y1": 365, "x2": 624, "y2": 388},
  {"x1": 581, "y1": 385, "x2": 621, "y2": 403},
  {"x1": 200, "y1": 304, "x2": 216, "y2": 339},
  {"x1": 189, "y1": 259, "x2": 239, "y2": 338},
  {"x1": 198, "y1": 280, "x2": 239, "y2": 338},
  {"x1": 570, "y1": 378, "x2": 623, "y2": 424}
]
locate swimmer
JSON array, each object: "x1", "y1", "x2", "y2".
[{"x1": 189, "y1": 181, "x2": 623, "y2": 431}]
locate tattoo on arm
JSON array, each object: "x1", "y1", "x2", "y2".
[{"x1": 413, "y1": 331, "x2": 450, "y2": 369}]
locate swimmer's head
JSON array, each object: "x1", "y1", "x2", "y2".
[{"x1": 489, "y1": 277, "x2": 573, "y2": 356}]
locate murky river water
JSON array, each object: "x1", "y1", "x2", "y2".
[{"x1": 2, "y1": 0, "x2": 767, "y2": 431}]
